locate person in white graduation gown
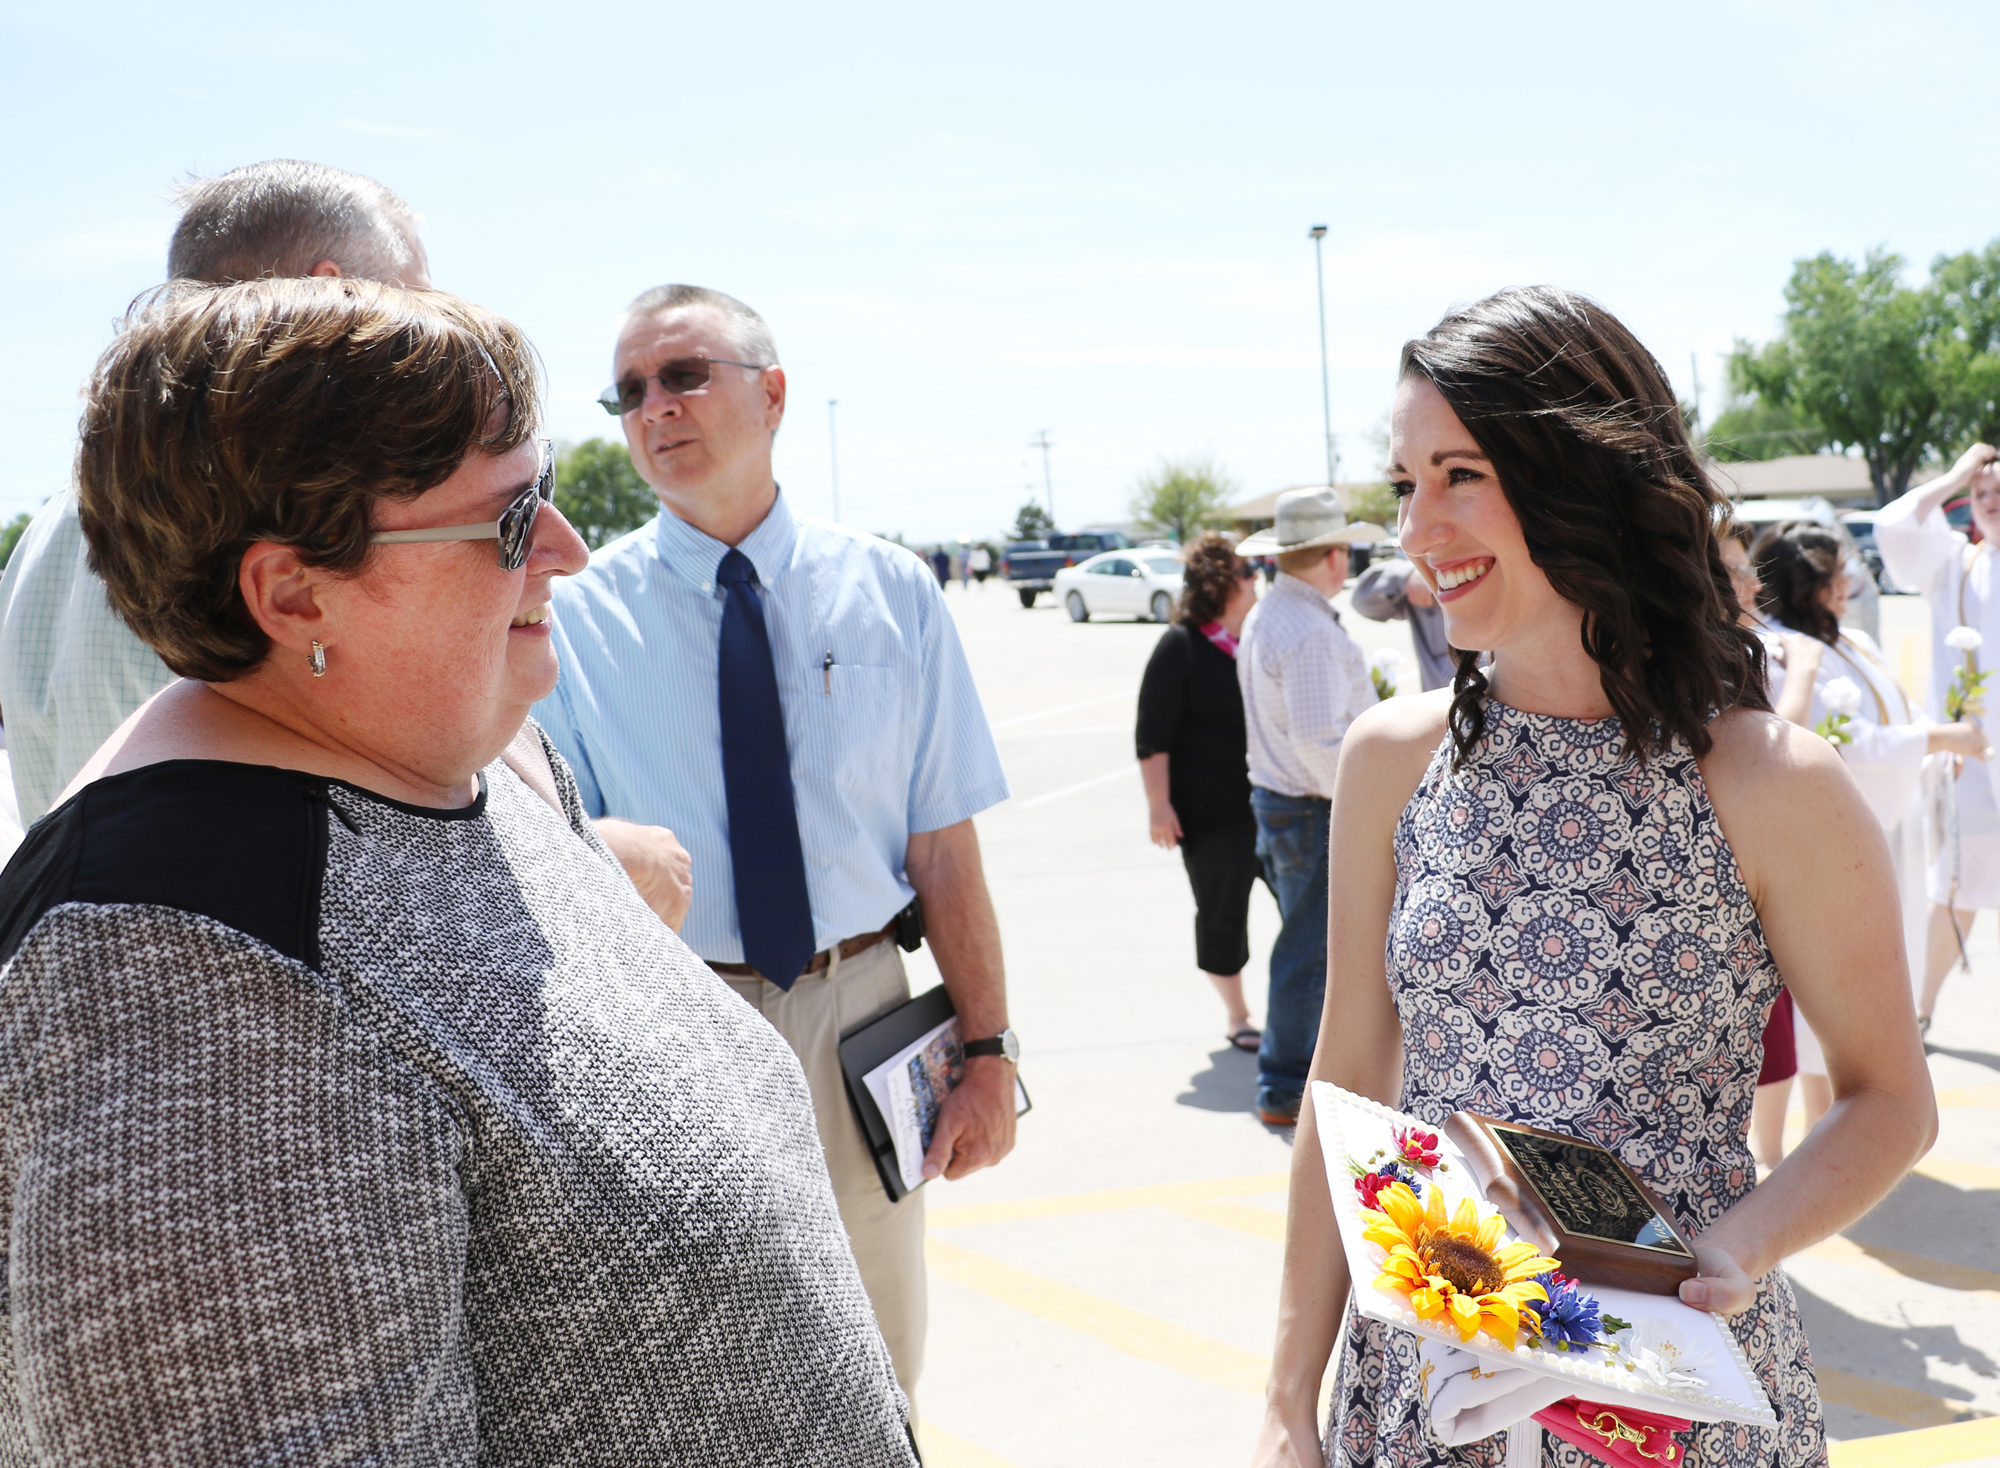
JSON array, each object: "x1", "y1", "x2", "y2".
[
  {"x1": 1875, "y1": 443, "x2": 2000, "y2": 1033},
  {"x1": 1754, "y1": 521, "x2": 1984, "y2": 1126}
]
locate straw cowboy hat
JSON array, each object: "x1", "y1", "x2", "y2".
[{"x1": 1235, "y1": 487, "x2": 1388, "y2": 557}]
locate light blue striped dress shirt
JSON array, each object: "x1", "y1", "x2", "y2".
[{"x1": 533, "y1": 490, "x2": 1010, "y2": 965}]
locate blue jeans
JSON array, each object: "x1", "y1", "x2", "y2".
[{"x1": 1252, "y1": 787, "x2": 1331, "y2": 1116}]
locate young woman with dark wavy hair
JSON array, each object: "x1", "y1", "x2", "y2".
[
  {"x1": 1251, "y1": 287, "x2": 1936, "y2": 1468},
  {"x1": 1750, "y1": 522, "x2": 1979, "y2": 1136}
]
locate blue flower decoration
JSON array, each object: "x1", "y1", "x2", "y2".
[{"x1": 1530, "y1": 1271, "x2": 1603, "y2": 1352}]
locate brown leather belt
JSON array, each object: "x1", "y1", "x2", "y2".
[{"x1": 708, "y1": 920, "x2": 895, "y2": 982}]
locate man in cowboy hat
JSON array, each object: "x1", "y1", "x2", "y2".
[{"x1": 1233, "y1": 488, "x2": 1386, "y2": 1125}]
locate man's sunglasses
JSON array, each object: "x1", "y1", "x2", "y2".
[
  {"x1": 369, "y1": 438, "x2": 554, "y2": 572},
  {"x1": 597, "y1": 357, "x2": 766, "y2": 415}
]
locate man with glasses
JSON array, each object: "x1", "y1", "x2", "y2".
[{"x1": 534, "y1": 284, "x2": 1016, "y2": 1399}]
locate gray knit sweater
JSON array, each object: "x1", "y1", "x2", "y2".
[{"x1": 0, "y1": 739, "x2": 915, "y2": 1465}]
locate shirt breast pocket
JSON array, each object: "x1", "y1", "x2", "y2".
[{"x1": 797, "y1": 663, "x2": 905, "y2": 790}]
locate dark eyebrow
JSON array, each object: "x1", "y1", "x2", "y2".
[{"x1": 1432, "y1": 447, "x2": 1489, "y2": 466}]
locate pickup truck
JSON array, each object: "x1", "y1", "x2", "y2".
[{"x1": 1003, "y1": 531, "x2": 1136, "y2": 607}]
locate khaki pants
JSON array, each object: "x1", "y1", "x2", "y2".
[{"x1": 721, "y1": 940, "x2": 927, "y2": 1398}]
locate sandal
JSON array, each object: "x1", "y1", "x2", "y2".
[{"x1": 1227, "y1": 1026, "x2": 1262, "y2": 1053}]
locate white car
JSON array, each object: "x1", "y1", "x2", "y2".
[{"x1": 1053, "y1": 549, "x2": 1184, "y2": 623}]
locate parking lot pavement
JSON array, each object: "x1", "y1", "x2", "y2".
[{"x1": 908, "y1": 580, "x2": 2000, "y2": 1467}]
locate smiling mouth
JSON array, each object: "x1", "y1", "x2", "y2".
[
  {"x1": 1434, "y1": 558, "x2": 1493, "y2": 592},
  {"x1": 511, "y1": 605, "x2": 550, "y2": 628}
]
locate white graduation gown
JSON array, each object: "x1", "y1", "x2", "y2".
[
  {"x1": 1763, "y1": 617, "x2": 1930, "y2": 1072},
  {"x1": 1875, "y1": 492, "x2": 2000, "y2": 908}
]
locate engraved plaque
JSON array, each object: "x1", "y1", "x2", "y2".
[{"x1": 1486, "y1": 1123, "x2": 1693, "y2": 1257}]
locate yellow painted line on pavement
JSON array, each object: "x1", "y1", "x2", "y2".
[
  {"x1": 1912, "y1": 1154, "x2": 2000, "y2": 1190},
  {"x1": 1169, "y1": 1198, "x2": 1287, "y2": 1241},
  {"x1": 1805, "y1": 1235, "x2": 2000, "y2": 1298},
  {"x1": 925, "y1": 1236, "x2": 1270, "y2": 1397},
  {"x1": 916, "y1": 1422, "x2": 1024, "y2": 1468},
  {"x1": 1831, "y1": 1413, "x2": 2000, "y2": 1467},
  {"x1": 1935, "y1": 1083, "x2": 2000, "y2": 1109},
  {"x1": 927, "y1": 1172, "x2": 1289, "y2": 1230},
  {"x1": 1816, "y1": 1368, "x2": 1991, "y2": 1430}
]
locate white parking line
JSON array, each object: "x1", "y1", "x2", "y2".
[
  {"x1": 989, "y1": 689, "x2": 1137, "y2": 731},
  {"x1": 1013, "y1": 766, "x2": 1139, "y2": 810}
]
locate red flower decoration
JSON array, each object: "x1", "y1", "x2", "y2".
[
  {"x1": 1392, "y1": 1126, "x2": 1443, "y2": 1168},
  {"x1": 1355, "y1": 1172, "x2": 1393, "y2": 1211}
]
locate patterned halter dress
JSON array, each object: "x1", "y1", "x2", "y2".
[{"x1": 1324, "y1": 700, "x2": 1826, "y2": 1468}]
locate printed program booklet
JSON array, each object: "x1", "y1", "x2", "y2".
[{"x1": 838, "y1": 986, "x2": 1031, "y2": 1201}]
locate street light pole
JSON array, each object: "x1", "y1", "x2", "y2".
[
  {"x1": 827, "y1": 399, "x2": 841, "y2": 523},
  {"x1": 1309, "y1": 224, "x2": 1338, "y2": 488},
  {"x1": 1031, "y1": 429, "x2": 1055, "y2": 527}
]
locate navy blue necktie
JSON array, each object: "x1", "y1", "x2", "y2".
[{"x1": 717, "y1": 549, "x2": 815, "y2": 987}]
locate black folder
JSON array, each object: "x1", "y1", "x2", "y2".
[{"x1": 838, "y1": 985, "x2": 1031, "y2": 1202}]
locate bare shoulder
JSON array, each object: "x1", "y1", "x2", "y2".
[
  {"x1": 1696, "y1": 706, "x2": 1875, "y2": 894},
  {"x1": 1336, "y1": 690, "x2": 1453, "y2": 814}
]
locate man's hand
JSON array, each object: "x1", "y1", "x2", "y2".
[
  {"x1": 594, "y1": 817, "x2": 694, "y2": 930},
  {"x1": 1148, "y1": 797, "x2": 1184, "y2": 849},
  {"x1": 921, "y1": 1054, "x2": 1017, "y2": 1181}
]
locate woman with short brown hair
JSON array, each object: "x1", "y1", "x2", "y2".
[
  {"x1": 0, "y1": 277, "x2": 916, "y2": 1465},
  {"x1": 1136, "y1": 531, "x2": 1264, "y2": 1048}
]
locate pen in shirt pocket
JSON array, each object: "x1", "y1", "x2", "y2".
[{"x1": 823, "y1": 650, "x2": 835, "y2": 694}]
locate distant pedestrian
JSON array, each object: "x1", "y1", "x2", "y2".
[
  {"x1": 1135, "y1": 533, "x2": 1265, "y2": 1051},
  {"x1": 931, "y1": 546, "x2": 951, "y2": 586},
  {"x1": 958, "y1": 545, "x2": 971, "y2": 590},
  {"x1": 1231, "y1": 489, "x2": 1385, "y2": 1125},
  {"x1": 1755, "y1": 520, "x2": 1967, "y2": 1133},
  {"x1": 1349, "y1": 556, "x2": 1452, "y2": 691},
  {"x1": 970, "y1": 545, "x2": 993, "y2": 583},
  {"x1": 0, "y1": 159, "x2": 433, "y2": 825}
]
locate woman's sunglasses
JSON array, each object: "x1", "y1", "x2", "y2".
[
  {"x1": 369, "y1": 438, "x2": 554, "y2": 572},
  {"x1": 597, "y1": 357, "x2": 766, "y2": 415}
]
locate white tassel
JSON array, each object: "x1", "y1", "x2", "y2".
[{"x1": 1506, "y1": 1420, "x2": 1541, "y2": 1468}]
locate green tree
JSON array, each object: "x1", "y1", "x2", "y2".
[
  {"x1": 1342, "y1": 482, "x2": 1400, "y2": 532},
  {"x1": 0, "y1": 513, "x2": 31, "y2": 570},
  {"x1": 1129, "y1": 454, "x2": 1236, "y2": 544},
  {"x1": 1726, "y1": 248, "x2": 1948, "y2": 503},
  {"x1": 556, "y1": 439, "x2": 659, "y2": 550},
  {"x1": 1009, "y1": 500, "x2": 1055, "y2": 541},
  {"x1": 1704, "y1": 391, "x2": 1824, "y2": 463},
  {"x1": 1929, "y1": 239, "x2": 2000, "y2": 452}
]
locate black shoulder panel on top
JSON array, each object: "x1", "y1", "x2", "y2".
[{"x1": 0, "y1": 762, "x2": 329, "y2": 970}]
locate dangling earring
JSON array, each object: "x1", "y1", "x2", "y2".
[{"x1": 309, "y1": 641, "x2": 327, "y2": 678}]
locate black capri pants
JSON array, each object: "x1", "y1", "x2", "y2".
[{"x1": 1178, "y1": 819, "x2": 1263, "y2": 976}]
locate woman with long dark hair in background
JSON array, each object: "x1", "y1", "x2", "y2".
[
  {"x1": 1752, "y1": 521, "x2": 1978, "y2": 1130},
  {"x1": 1251, "y1": 287, "x2": 1935, "y2": 1468},
  {"x1": 1137, "y1": 532, "x2": 1265, "y2": 1048}
]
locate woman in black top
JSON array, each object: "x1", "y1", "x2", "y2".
[{"x1": 1136, "y1": 533, "x2": 1265, "y2": 1049}]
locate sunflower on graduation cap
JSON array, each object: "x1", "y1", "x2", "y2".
[{"x1": 1363, "y1": 1181, "x2": 1558, "y2": 1349}]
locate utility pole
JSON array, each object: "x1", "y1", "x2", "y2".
[
  {"x1": 1309, "y1": 225, "x2": 1338, "y2": 488},
  {"x1": 827, "y1": 399, "x2": 841, "y2": 522},
  {"x1": 1688, "y1": 353, "x2": 1703, "y2": 439},
  {"x1": 1031, "y1": 430, "x2": 1055, "y2": 527}
]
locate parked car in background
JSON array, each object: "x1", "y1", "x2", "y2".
[
  {"x1": 1052, "y1": 549, "x2": 1184, "y2": 623},
  {"x1": 1004, "y1": 529, "x2": 1137, "y2": 607}
]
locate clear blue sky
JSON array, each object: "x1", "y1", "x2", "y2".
[{"x1": 5, "y1": 0, "x2": 1996, "y2": 542}]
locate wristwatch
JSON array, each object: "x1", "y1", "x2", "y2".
[{"x1": 963, "y1": 1027, "x2": 1021, "y2": 1063}]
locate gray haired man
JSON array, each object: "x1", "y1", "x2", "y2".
[{"x1": 0, "y1": 160, "x2": 430, "y2": 822}]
